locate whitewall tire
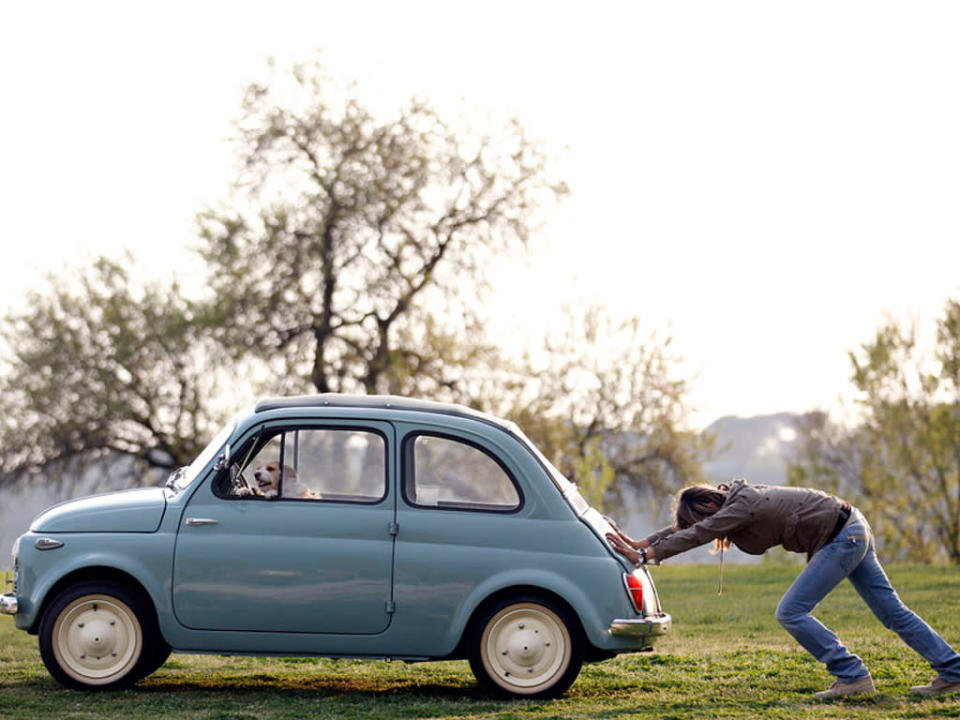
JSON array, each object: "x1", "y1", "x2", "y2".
[
  {"x1": 39, "y1": 581, "x2": 161, "y2": 690},
  {"x1": 469, "y1": 595, "x2": 583, "y2": 699}
]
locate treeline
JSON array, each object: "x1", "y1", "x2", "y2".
[{"x1": 0, "y1": 56, "x2": 707, "y2": 516}]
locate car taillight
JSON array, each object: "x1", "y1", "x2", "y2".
[{"x1": 623, "y1": 573, "x2": 643, "y2": 613}]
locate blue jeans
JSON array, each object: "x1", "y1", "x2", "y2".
[{"x1": 775, "y1": 508, "x2": 960, "y2": 682}]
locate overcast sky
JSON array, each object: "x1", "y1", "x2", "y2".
[{"x1": 2, "y1": 1, "x2": 958, "y2": 428}]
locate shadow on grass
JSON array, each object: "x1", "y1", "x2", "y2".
[
  {"x1": 4, "y1": 676, "x2": 951, "y2": 720},
  {"x1": 136, "y1": 675, "x2": 493, "y2": 701},
  {"x1": 1, "y1": 674, "x2": 525, "y2": 720}
]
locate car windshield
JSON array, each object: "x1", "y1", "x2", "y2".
[{"x1": 170, "y1": 417, "x2": 237, "y2": 492}]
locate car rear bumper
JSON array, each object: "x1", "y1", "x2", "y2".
[
  {"x1": 609, "y1": 612, "x2": 671, "y2": 639},
  {"x1": 0, "y1": 594, "x2": 18, "y2": 615}
]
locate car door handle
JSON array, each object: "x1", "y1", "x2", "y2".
[{"x1": 185, "y1": 518, "x2": 219, "y2": 526}]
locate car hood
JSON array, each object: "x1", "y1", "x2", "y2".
[{"x1": 30, "y1": 487, "x2": 167, "y2": 533}]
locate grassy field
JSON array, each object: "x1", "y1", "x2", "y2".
[{"x1": 3, "y1": 563, "x2": 960, "y2": 719}]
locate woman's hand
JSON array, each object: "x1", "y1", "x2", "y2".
[
  {"x1": 605, "y1": 517, "x2": 645, "y2": 550},
  {"x1": 606, "y1": 532, "x2": 641, "y2": 564},
  {"x1": 606, "y1": 532, "x2": 657, "y2": 565}
]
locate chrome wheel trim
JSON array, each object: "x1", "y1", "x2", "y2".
[
  {"x1": 480, "y1": 603, "x2": 571, "y2": 694},
  {"x1": 52, "y1": 594, "x2": 142, "y2": 685}
]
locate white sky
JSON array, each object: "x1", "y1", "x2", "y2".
[{"x1": 1, "y1": 1, "x2": 958, "y2": 428}]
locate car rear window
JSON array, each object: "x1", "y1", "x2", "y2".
[{"x1": 404, "y1": 433, "x2": 521, "y2": 512}]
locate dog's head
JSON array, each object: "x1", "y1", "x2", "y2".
[{"x1": 252, "y1": 462, "x2": 298, "y2": 497}]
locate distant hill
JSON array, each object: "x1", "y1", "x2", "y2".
[{"x1": 704, "y1": 412, "x2": 802, "y2": 487}]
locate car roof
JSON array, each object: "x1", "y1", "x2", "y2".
[{"x1": 254, "y1": 394, "x2": 515, "y2": 431}]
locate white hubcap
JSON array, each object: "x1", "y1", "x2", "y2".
[
  {"x1": 52, "y1": 594, "x2": 142, "y2": 685},
  {"x1": 481, "y1": 603, "x2": 571, "y2": 694}
]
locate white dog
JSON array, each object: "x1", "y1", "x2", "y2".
[{"x1": 235, "y1": 462, "x2": 317, "y2": 499}]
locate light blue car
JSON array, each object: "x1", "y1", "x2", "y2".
[{"x1": 1, "y1": 395, "x2": 670, "y2": 698}]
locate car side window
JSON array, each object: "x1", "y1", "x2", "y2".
[
  {"x1": 219, "y1": 427, "x2": 386, "y2": 503},
  {"x1": 404, "y1": 434, "x2": 521, "y2": 512}
]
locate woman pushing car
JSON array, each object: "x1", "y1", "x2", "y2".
[{"x1": 606, "y1": 479, "x2": 960, "y2": 698}]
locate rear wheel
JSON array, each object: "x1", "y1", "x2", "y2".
[
  {"x1": 39, "y1": 581, "x2": 161, "y2": 690},
  {"x1": 468, "y1": 595, "x2": 583, "y2": 699}
]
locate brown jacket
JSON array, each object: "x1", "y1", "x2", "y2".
[{"x1": 645, "y1": 479, "x2": 849, "y2": 562}]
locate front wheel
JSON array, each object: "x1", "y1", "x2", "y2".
[
  {"x1": 468, "y1": 595, "x2": 583, "y2": 699},
  {"x1": 39, "y1": 581, "x2": 159, "y2": 690}
]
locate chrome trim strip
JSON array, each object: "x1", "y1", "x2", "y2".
[
  {"x1": 0, "y1": 594, "x2": 18, "y2": 615},
  {"x1": 638, "y1": 565, "x2": 663, "y2": 614}
]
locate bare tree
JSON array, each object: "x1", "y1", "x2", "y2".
[{"x1": 198, "y1": 57, "x2": 566, "y2": 399}]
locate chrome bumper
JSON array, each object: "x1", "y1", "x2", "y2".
[
  {"x1": 609, "y1": 612, "x2": 671, "y2": 639},
  {"x1": 0, "y1": 594, "x2": 18, "y2": 615}
]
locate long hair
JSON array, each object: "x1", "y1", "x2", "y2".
[{"x1": 674, "y1": 483, "x2": 732, "y2": 554}]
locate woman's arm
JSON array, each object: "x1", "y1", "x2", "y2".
[
  {"x1": 644, "y1": 525, "x2": 677, "y2": 548},
  {"x1": 649, "y1": 495, "x2": 750, "y2": 562}
]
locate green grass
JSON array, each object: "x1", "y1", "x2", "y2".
[{"x1": 3, "y1": 564, "x2": 960, "y2": 718}]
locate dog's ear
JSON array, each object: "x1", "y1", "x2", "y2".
[{"x1": 282, "y1": 464, "x2": 298, "y2": 481}]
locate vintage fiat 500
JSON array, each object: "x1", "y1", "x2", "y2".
[{"x1": 1, "y1": 395, "x2": 670, "y2": 698}]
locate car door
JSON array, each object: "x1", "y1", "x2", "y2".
[
  {"x1": 391, "y1": 426, "x2": 530, "y2": 649},
  {"x1": 173, "y1": 420, "x2": 396, "y2": 635}
]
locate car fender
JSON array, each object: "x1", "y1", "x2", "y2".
[
  {"x1": 20, "y1": 536, "x2": 172, "y2": 634},
  {"x1": 448, "y1": 565, "x2": 618, "y2": 652}
]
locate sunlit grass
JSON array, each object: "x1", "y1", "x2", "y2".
[{"x1": 3, "y1": 564, "x2": 960, "y2": 719}]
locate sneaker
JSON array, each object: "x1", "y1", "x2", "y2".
[
  {"x1": 814, "y1": 674, "x2": 876, "y2": 699},
  {"x1": 910, "y1": 677, "x2": 960, "y2": 696}
]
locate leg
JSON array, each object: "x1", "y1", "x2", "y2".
[
  {"x1": 848, "y1": 532, "x2": 960, "y2": 682},
  {"x1": 776, "y1": 520, "x2": 870, "y2": 681}
]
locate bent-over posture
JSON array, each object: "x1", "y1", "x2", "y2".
[{"x1": 607, "y1": 479, "x2": 960, "y2": 698}]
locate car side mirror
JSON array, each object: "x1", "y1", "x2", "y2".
[{"x1": 213, "y1": 447, "x2": 229, "y2": 472}]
